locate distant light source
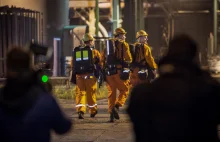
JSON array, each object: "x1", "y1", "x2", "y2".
[
  {"x1": 176, "y1": 10, "x2": 210, "y2": 14},
  {"x1": 99, "y1": 2, "x2": 111, "y2": 8}
]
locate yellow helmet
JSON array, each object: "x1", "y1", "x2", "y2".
[
  {"x1": 136, "y1": 30, "x2": 148, "y2": 39},
  {"x1": 82, "y1": 33, "x2": 94, "y2": 42},
  {"x1": 114, "y1": 28, "x2": 127, "y2": 36}
]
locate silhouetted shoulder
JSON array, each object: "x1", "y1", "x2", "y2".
[{"x1": 129, "y1": 82, "x2": 152, "y2": 106}]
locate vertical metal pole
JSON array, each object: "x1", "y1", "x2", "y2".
[
  {"x1": 167, "y1": 17, "x2": 171, "y2": 43},
  {"x1": 95, "y1": 0, "x2": 99, "y2": 36},
  {"x1": 2, "y1": 9, "x2": 7, "y2": 76},
  {"x1": 38, "y1": 12, "x2": 40, "y2": 43},
  {"x1": 7, "y1": 7, "x2": 12, "y2": 49},
  {"x1": 41, "y1": 12, "x2": 43, "y2": 44},
  {"x1": 37, "y1": 12, "x2": 40, "y2": 43},
  {"x1": 136, "y1": 0, "x2": 144, "y2": 32},
  {"x1": 53, "y1": 38, "x2": 61, "y2": 76},
  {"x1": 0, "y1": 11, "x2": 2, "y2": 77},
  {"x1": 33, "y1": 11, "x2": 36, "y2": 42},
  {"x1": 134, "y1": 0, "x2": 137, "y2": 33},
  {"x1": 171, "y1": 16, "x2": 175, "y2": 39},
  {"x1": 112, "y1": 0, "x2": 119, "y2": 34},
  {"x1": 214, "y1": 0, "x2": 218, "y2": 55},
  {"x1": 23, "y1": 10, "x2": 26, "y2": 46}
]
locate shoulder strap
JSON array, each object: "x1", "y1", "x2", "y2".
[
  {"x1": 129, "y1": 44, "x2": 135, "y2": 63},
  {"x1": 141, "y1": 44, "x2": 145, "y2": 59},
  {"x1": 141, "y1": 44, "x2": 150, "y2": 67},
  {"x1": 121, "y1": 42, "x2": 124, "y2": 61},
  {"x1": 133, "y1": 44, "x2": 141, "y2": 63},
  {"x1": 114, "y1": 40, "x2": 119, "y2": 58}
]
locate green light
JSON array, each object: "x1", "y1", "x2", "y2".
[{"x1": 41, "y1": 75, "x2": 49, "y2": 83}]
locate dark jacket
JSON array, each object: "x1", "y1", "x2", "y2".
[
  {"x1": 0, "y1": 76, "x2": 72, "y2": 142},
  {"x1": 127, "y1": 57, "x2": 220, "y2": 142}
]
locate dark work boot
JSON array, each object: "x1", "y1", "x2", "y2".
[
  {"x1": 115, "y1": 104, "x2": 120, "y2": 111},
  {"x1": 78, "y1": 111, "x2": 84, "y2": 119},
  {"x1": 112, "y1": 106, "x2": 120, "y2": 120},
  {"x1": 108, "y1": 112, "x2": 114, "y2": 123},
  {"x1": 90, "y1": 110, "x2": 98, "y2": 118}
]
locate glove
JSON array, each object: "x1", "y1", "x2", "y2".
[
  {"x1": 120, "y1": 68, "x2": 130, "y2": 80},
  {"x1": 138, "y1": 69, "x2": 148, "y2": 81},
  {"x1": 152, "y1": 69, "x2": 157, "y2": 78}
]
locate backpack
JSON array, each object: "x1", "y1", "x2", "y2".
[
  {"x1": 130, "y1": 44, "x2": 146, "y2": 67},
  {"x1": 73, "y1": 46, "x2": 94, "y2": 74},
  {"x1": 105, "y1": 39, "x2": 118, "y2": 65}
]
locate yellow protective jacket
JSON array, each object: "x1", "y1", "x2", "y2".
[
  {"x1": 133, "y1": 42, "x2": 157, "y2": 69},
  {"x1": 92, "y1": 48, "x2": 103, "y2": 68},
  {"x1": 101, "y1": 39, "x2": 132, "y2": 67},
  {"x1": 71, "y1": 47, "x2": 103, "y2": 73}
]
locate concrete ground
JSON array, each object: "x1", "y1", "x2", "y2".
[{"x1": 52, "y1": 99, "x2": 135, "y2": 142}]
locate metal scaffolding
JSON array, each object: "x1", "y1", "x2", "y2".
[{"x1": 214, "y1": 0, "x2": 218, "y2": 55}]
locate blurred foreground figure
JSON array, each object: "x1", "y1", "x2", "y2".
[
  {"x1": 127, "y1": 34, "x2": 220, "y2": 142},
  {"x1": 0, "y1": 47, "x2": 72, "y2": 142}
]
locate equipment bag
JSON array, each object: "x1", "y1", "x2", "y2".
[{"x1": 73, "y1": 46, "x2": 94, "y2": 74}]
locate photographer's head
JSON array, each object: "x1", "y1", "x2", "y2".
[
  {"x1": 164, "y1": 34, "x2": 198, "y2": 63},
  {"x1": 6, "y1": 46, "x2": 32, "y2": 78}
]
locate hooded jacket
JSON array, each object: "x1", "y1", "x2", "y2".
[
  {"x1": 127, "y1": 35, "x2": 220, "y2": 142},
  {"x1": 0, "y1": 74, "x2": 72, "y2": 142}
]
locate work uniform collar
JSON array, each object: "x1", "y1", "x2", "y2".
[{"x1": 84, "y1": 45, "x2": 94, "y2": 50}]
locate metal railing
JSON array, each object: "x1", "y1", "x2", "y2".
[{"x1": 0, "y1": 6, "x2": 43, "y2": 78}]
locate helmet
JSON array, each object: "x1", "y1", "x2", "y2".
[
  {"x1": 114, "y1": 28, "x2": 127, "y2": 36},
  {"x1": 82, "y1": 33, "x2": 94, "y2": 42},
  {"x1": 136, "y1": 30, "x2": 148, "y2": 39}
]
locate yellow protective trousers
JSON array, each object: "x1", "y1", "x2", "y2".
[
  {"x1": 75, "y1": 73, "x2": 97, "y2": 114},
  {"x1": 106, "y1": 71, "x2": 130, "y2": 113},
  {"x1": 130, "y1": 67, "x2": 149, "y2": 87}
]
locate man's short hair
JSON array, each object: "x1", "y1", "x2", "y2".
[
  {"x1": 84, "y1": 41, "x2": 91, "y2": 44},
  {"x1": 6, "y1": 46, "x2": 31, "y2": 72}
]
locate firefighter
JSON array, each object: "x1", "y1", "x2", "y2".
[
  {"x1": 71, "y1": 33, "x2": 102, "y2": 119},
  {"x1": 130, "y1": 30, "x2": 157, "y2": 87},
  {"x1": 101, "y1": 28, "x2": 132, "y2": 122}
]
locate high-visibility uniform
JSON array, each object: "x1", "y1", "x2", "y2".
[
  {"x1": 73, "y1": 47, "x2": 102, "y2": 115},
  {"x1": 130, "y1": 42, "x2": 157, "y2": 87},
  {"x1": 101, "y1": 39, "x2": 132, "y2": 113}
]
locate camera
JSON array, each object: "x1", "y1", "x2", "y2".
[{"x1": 25, "y1": 42, "x2": 53, "y2": 92}]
